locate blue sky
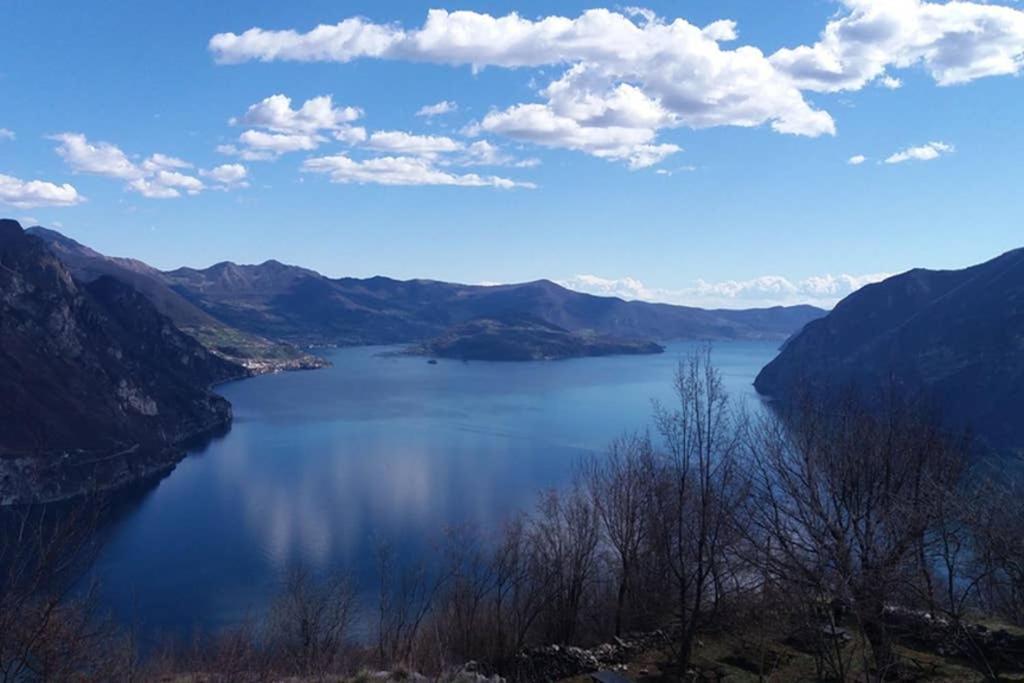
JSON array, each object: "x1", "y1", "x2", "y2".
[{"x1": 2, "y1": 0, "x2": 1023, "y2": 308}]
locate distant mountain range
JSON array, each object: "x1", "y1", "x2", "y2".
[
  {"x1": 756, "y1": 247, "x2": 1024, "y2": 453},
  {"x1": 28, "y1": 227, "x2": 825, "y2": 350},
  {"x1": 0, "y1": 219, "x2": 241, "y2": 503}
]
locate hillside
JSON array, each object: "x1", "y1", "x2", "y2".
[
  {"x1": 26, "y1": 227, "x2": 327, "y2": 373},
  {"x1": 0, "y1": 219, "x2": 242, "y2": 503},
  {"x1": 755, "y1": 247, "x2": 1024, "y2": 451}
]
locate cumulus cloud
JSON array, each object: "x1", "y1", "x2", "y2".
[
  {"x1": 473, "y1": 101, "x2": 682, "y2": 169},
  {"x1": 302, "y1": 153, "x2": 534, "y2": 188},
  {"x1": 885, "y1": 140, "x2": 954, "y2": 163},
  {"x1": 52, "y1": 133, "x2": 142, "y2": 180},
  {"x1": 366, "y1": 131, "x2": 463, "y2": 156},
  {"x1": 225, "y1": 94, "x2": 363, "y2": 160},
  {"x1": 456, "y1": 140, "x2": 539, "y2": 167},
  {"x1": 338, "y1": 127, "x2": 538, "y2": 169},
  {"x1": 0, "y1": 129, "x2": 14, "y2": 141},
  {"x1": 416, "y1": 100, "x2": 458, "y2": 117},
  {"x1": 558, "y1": 271, "x2": 893, "y2": 309},
  {"x1": 848, "y1": 154, "x2": 867, "y2": 165},
  {"x1": 209, "y1": 8, "x2": 838, "y2": 167},
  {"x1": 238, "y1": 129, "x2": 319, "y2": 154},
  {"x1": 232, "y1": 93, "x2": 361, "y2": 133},
  {"x1": 771, "y1": 0, "x2": 1024, "y2": 92},
  {"x1": 209, "y1": 3, "x2": 1024, "y2": 168},
  {"x1": 51, "y1": 132, "x2": 244, "y2": 198},
  {"x1": 0, "y1": 173, "x2": 84, "y2": 209},
  {"x1": 200, "y1": 163, "x2": 250, "y2": 189},
  {"x1": 334, "y1": 126, "x2": 368, "y2": 144}
]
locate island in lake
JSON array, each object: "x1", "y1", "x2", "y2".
[{"x1": 410, "y1": 315, "x2": 666, "y2": 361}]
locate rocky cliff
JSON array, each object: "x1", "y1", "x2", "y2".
[{"x1": 0, "y1": 219, "x2": 243, "y2": 503}]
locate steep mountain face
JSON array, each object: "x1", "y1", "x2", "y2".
[
  {"x1": 27, "y1": 227, "x2": 326, "y2": 372},
  {"x1": 161, "y1": 262, "x2": 825, "y2": 346},
  {"x1": 0, "y1": 220, "x2": 242, "y2": 503},
  {"x1": 413, "y1": 315, "x2": 665, "y2": 361},
  {"x1": 755, "y1": 248, "x2": 1024, "y2": 451}
]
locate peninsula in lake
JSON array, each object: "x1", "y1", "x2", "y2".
[{"x1": 411, "y1": 315, "x2": 666, "y2": 361}]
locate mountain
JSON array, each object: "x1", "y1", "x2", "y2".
[
  {"x1": 160, "y1": 261, "x2": 825, "y2": 347},
  {"x1": 27, "y1": 227, "x2": 326, "y2": 373},
  {"x1": 755, "y1": 247, "x2": 1024, "y2": 452},
  {"x1": 0, "y1": 220, "x2": 242, "y2": 503},
  {"x1": 412, "y1": 315, "x2": 665, "y2": 361},
  {"x1": 27, "y1": 227, "x2": 824, "y2": 350}
]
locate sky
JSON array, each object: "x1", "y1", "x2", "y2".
[{"x1": 2, "y1": 0, "x2": 1023, "y2": 309}]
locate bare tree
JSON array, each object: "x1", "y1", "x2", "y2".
[
  {"x1": 748, "y1": 391, "x2": 969, "y2": 679},
  {"x1": 0, "y1": 498, "x2": 129, "y2": 682},
  {"x1": 529, "y1": 486, "x2": 600, "y2": 644},
  {"x1": 580, "y1": 432, "x2": 656, "y2": 636},
  {"x1": 488, "y1": 515, "x2": 545, "y2": 662},
  {"x1": 973, "y1": 481, "x2": 1024, "y2": 625},
  {"x1": 265, "y1": 565, "x2": 358, "y2": 677},
  {"x1": 375, "y1": 541, "x2": 447, "y2": 669},
  {"x1": 650, "y1": 345, "x2": 749, "y2": 674}
]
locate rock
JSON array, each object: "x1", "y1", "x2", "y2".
[{"x1": 514, "y1": 630, "x2": 668, "y2": 681}]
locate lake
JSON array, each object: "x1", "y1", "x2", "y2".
[{"x1": 90, "y1": 341, "x2": 779, "y2": 644}]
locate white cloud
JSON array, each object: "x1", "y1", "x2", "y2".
[
  {"x1": 848, "y1": 154, "x2": 867, "y2": 165},
  {"x1": 51, "y1": 132, "x2": 142, "y2": 180},
  {"x1": 771, "y1": 0, "x2": 1024, "y2": 92},
  {"x1": 702, "y1": 19, "x2": 738, "y2": 42},
  {"x1": 456, "y1": 140, "x2": 539, "y2": 167},
  {"x1": 50, "y1": 132, "x2": 246, "y2": 199},
  {"x1": 334, "y1": 126, "x2": 368, "y2": 144},
  {"x1": 227, "y1": 94, "x2": 362, "y2": 160},
  {"x1": 200, "y1": 163, "x2": 250, "y2": 189},
  {"x1": 879, "y1": 75, "x2": 903, "y2": 90},
  {"x1": 0, "y1": 173, "x2": 84, "y2": 208},
  {"x1": 232, "y1": 93, "x2": 361, "y2": 134},
  {"x1": 0, "y1": 129, "x2": 14, "y2": 141},
  {"x1": 474, "y1": 102, "x2": 682, "y2": 169},
  {"x1": 885, "y1": 140, "x2": 954, "y2": 164},
  {"x1": 141, "y1": 153, "x2": 192, "y2": 172},
  {"x1": 128, "y1": 177, "x2": 186, "y2": 199},
  {"x1": 416, "y1": 100, "x2": 458, "y2": 117},
  {"x1": 238, "y1": 129, "x2": 319, "y2": 154},
  {"x1": 210, "y1": 3, "x2": 1024, "y2": 168},
  {"x1": 366, "y1": 131, "x2": 463, "y2": 156},
  {"x1": 557, "y1": 271, "x2": 893, "y2": 308},
  {"x1": 209, "y1": 8, "x2": 837, "y2": 167},
  {"x1": 302, "y1": 153, "x2": 534, "y2": 188},
  {"x1": 216, "y1": 143, "x2": 274, "y2": 162}
]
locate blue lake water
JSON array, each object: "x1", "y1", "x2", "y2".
[{"x1": 91, "y1": 341, "x2": 779, "y2": 643}]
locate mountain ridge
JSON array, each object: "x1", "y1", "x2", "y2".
[
  {"x1": 755, "y1": 246, "x2": 1024, "y2": 452},
  {"x1": 28, "y1": 225, "x2": 826, "y2": 349}
]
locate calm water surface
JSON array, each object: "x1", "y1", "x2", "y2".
[{"x1": 92, "y1": 341, "x2": 778, "y2": 642}]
